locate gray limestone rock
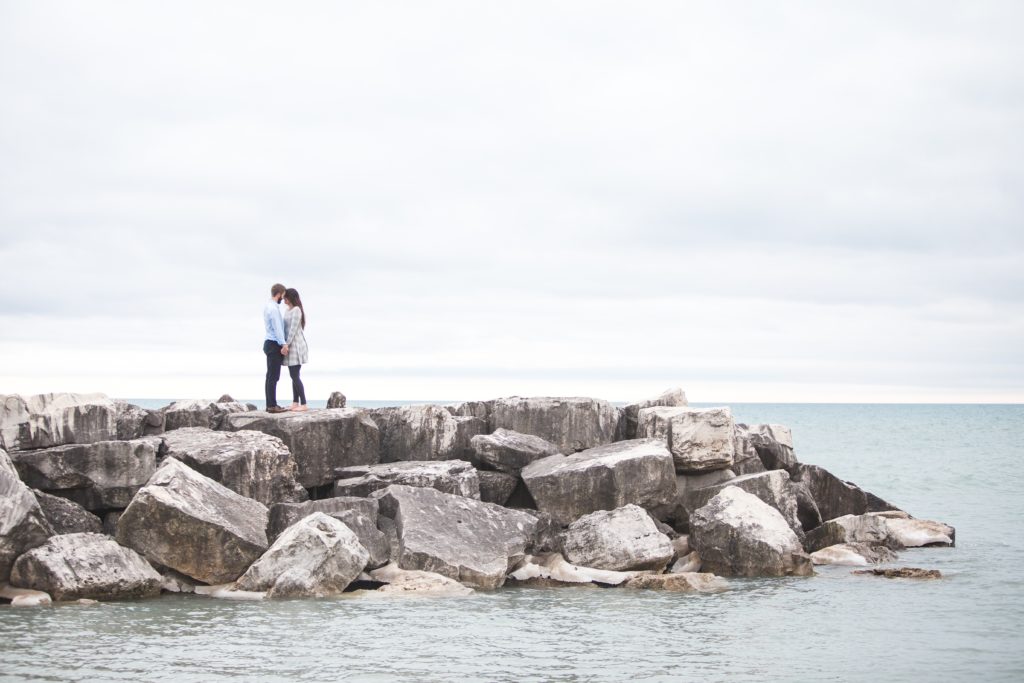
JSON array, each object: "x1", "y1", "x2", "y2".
[
  {"x1": 470, "y1": 428, "x2": 560, "y2": 474},
  {"x1": 369, "y1": 562, "x2": 475, "y2": 596},
  {"x1": 234, "y1": 513, "x2": 369, "y2": 598},
  {"x1": 334, "y1": 460, "x2": 480, "y2": 500},
  {"x1": 0, "y1": 449, "x2": 54, "y2": 582},
  {"x1": 624, "y1": 572, "x2": 727, "y2": 593},
  {"x1": 489, "y1": 397, "x2": 619, "y2": 454},
  {"x1": 521, "y1": 439, "x2": 677, "y2": 526},
  {"x1": 738, "y1": 423, "x2": 798, "y2": 471},
  {"x1": 372, "y1": 484, "x2": 539, "y2": 589},
  {"x1": 681, "y1": 470, "x2": 806, "y2": 537},
  {"x1": 32, "y1": 490, "x2": 102, "y2": 535},
  {"x1": 114, "y1": 402, "x2": 166, "y2": 440},
  {"x1": 731, "y1": 427, "x2": 768, "y2": 476},
  {"x1": 158, "y1": 427, "x2": 306, "y2": 506},
  {"x1": 102, "y1": 511, "x2": 121, "y2": 537},
  {"x1": 477, "y1": 470, "x2": 518, "y2": 506},
  {"x1": 560, "y1": 504, "x2": 674, "y2": 572},
  {"x1": 267, "y1": 497, "x2": 388, "y2": 568},
  {"x1": 668, "y1": 407, "x2": 736, "y2": 473},
  {"x1": 116, "y1": 458, "x2": 269, "y2": 584},
  {"x1": 635, "y1": 406, "x2": 689, "y2": 441},
  {"x1": 803, "y1": 511, "x2": 955, "y2": 553},
  {"x1": 326, "y1": 392, "x2": 347, "y2": 409},
  {"x1": 1, "y1": 393, "x2": 120, "y2": 450},
  {"x1": 619, "y1": 388, "x2": 688, "y2": 441},
  {"x1": 448, "y1": 400, "x2": 492, "y2": 422},
  {"x1": 162, "y1": 399, "x2": 252, "y2": 431},
  {"x1": 10, "y1": 438, "x2": 159, "y2": 511},
  {"x1": 809, "y1": 542, "x2": 898, "y2": 566},
  {"x1": 10, "y1": 533, "x2": 161, "y2": 601},
  {"x1": 223, "y1": 409, "x2": 380, "y2": 489},
  {"x1": 690, "y1": 486, "x2": 813, "y2": 578},
  {"x1": 790, "y1": 464, "x2": 868, "y2": 522},
  {"x1": 371, "y1": 404, "x2": 484, "y2": 463}
]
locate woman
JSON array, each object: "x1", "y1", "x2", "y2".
[{"x1": 281, "y1": 288, "x2": 309, "y2": 411}]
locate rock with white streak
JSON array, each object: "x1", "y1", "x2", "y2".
[
  {"x1": 369, "y1": 562, "x2": 474, "y2": 596},
  {"x1": 560, "y1": 505, "x2": 674, "y2": 572},
  {"x1": 624, "y1": 572, "x2": 727, "y2": 593},
  {"x1": 470, "y1": 428, "x2": 561, "y2": 474},
  {"x1": 373, "y1": 484, "x2": 539, "y2": 589},
  {"x1": 635, "y1": 406, "x2": 689, "y2": 441},
  {"x1": 0, "y1": 450, "x2": 53, "y2": 582},
  {"x1": 507, "y1": 553, "x2": 640, "y2": 587},
  {"x1": 114, "y1": 401, "x2": 166, "y2": 439},
  {"x1": 1, "y1": 393, "x2": 120, "y2": 450},
  {"x1": 158, "y1": 428, "x2": 306, "y2": 505},
  {"x1": 681, "y1": 470, "x2": 805, "y2": 537},
  {"x1": 334, "y1": 460, "x2": 480, "y2": 500},
  {"x1": 619, "y1": 388, "x2": 688, "y2": 440},
  {"x1": 371, "y1": 405, "x2": 485, "y2": 463},
  {"x1": 10, "y1": 438, "x2": 159, "y2": 511},
  {"x1": 32, "y1": 490, "x2": 102, "y2": 535},
  {"x1": 668, "y1": 408, "x2": 736, "y2": 473},
  {"x1": 234, "y1": 513, "x2": 369, "y2": 598},
  {"x1": 0, "y1": 585, "x2": 53, "y2": 607},
  {"x1": 521, "y1": 439, "x2": 677, "y2": 526},
  {"x1": 268, "y1": 498, "x2": 389, "y2": 569},
  {"x1": 884, "y1": 517, "x2": 955, "y2": 548},
  {"x1": 162, "y1": 399, "x2": 252, "y2": 431},
  {"x1": 477, "y1": 470, "x2": 518, "y2": 506},
  {"x1": 810, "y1": 543, "x2": 897, "y2": 566},
  {"x1": 669, "y1": 551, "x2": 703, "y2": 573},
  {"x1": 116, "y1": 458, "x2": 269, "y2": 584},
  {"x1": 690, "y1": 486, "x2": 813, "y2": 577},
  {"x1": 10, "y1": 533, "x2": 161, "y2": 601},
  {"x1": 804, "y1": 513, "x2": 895, "y2": 552},
  {"x1": 489, "y1": 397, "x2": 619, "y2": 454},
  {"x1": 224, "y1": 409, "x2": 380, "y2": 489}
]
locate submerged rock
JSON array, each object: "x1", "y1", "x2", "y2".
[
  {"x1": 334, "y1": 460, "x2": 480, "y2": 500},
  {"x1": 560, "y1": 505, "x2": 674, "y2": 572},
  {"x1": 489, "y1": 396, "x2": 619, "y2": 454},
  {"x1": 521, "y1": 439, "x2": 676, "y2": 526},
  {"x1": 116, "y1": 458, "x2": 269, "y2": 584},
  {"x1": 10, "y1": 438, "x2": 159, "y2": 511},
  {"x1": 10, "y1": 533, "x2": 161, "y2": 601},
  {"x1": 371, "y1": 404, "x2": 484, "y2": 463},
  {"x1": 0, "y1": 449, "x2": 53, "y2": 582},
  {"x1": 667, "y1": 407, "x2": 736, "y2": 473},
  {"x1": 224, "y1": 409, "x2": 380, "y2": 489},
  {"x1": 32, "y1": 490, "x2": 102, "y2": 535},
  {"x1": 235, "y1": 513, "x2": 369, "y2": 598},
  {"x1": 369, "y1": 562, "x2": 474, "y2": 596},
  {"x1": 373, "y1": 484, "x2": 539, "y2": 589},
  {"x1": 624, "y1": 572, "x2": 727, "y2": 593},
  {"x1": 158, "y1": 428, "x2": 306, "y2": 505},
  {"x1": 470, "y1": 428, "x2": 560, "y2": 474},
  {"x1": 162, "y1": 399, "x2": 252, "y2": 431},
  {"x1": 690, "y1": 486, "x2": 813, "y2": 578},
  {"x1": 853, "y1": 567, "x2": 942, "y2": 579}
]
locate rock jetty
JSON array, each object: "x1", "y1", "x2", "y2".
[{"x1": 0, "y1": 389, "x2": 955, "y2": 603}]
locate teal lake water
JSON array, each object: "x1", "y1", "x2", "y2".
[{"x1": 2, "y1": 403, "x2": 1022, "y2": 682}]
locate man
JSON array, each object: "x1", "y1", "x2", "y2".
[{"x1": 263, "y1": 283, "x2": 290, "y2": 413}]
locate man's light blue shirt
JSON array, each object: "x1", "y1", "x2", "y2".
[{"x1": 264, "y1": 300, "x2": 286, "y2": 345}]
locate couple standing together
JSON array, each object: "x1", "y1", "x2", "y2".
[{"x1": 263, "y1": 283, "x2": 309, "y2": 413}]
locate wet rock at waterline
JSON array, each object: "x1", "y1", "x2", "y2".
[
  {"x1": 853, "y1": 567, "x2": 942, "y2": 579},
  {"x1": 560, "y1": 505, "x2": 674, "y2": 572},
  {"x1": 520, "y1": 439, "x2": 676, "y2": 526},
  {"x1": 0, "y1": 449, "x2": 54, "y2": 582},
  {"x1": 804, "y1": 512, "x2": 954, "y2": 553},
  {"x1": 689, "y1": 486, "x2": 813, "y2": 578},
  {"x1": 32, "y1": 490, "x2": 102, "y2": 535},
  {"x1": 10, "y1": 533, "x2": 161, "y2": 601},
  {"x1": 507, "y1": 553, "x2": 640, "y2": 587},
  {"x1": 624, "y1": 572, "x2": 727, "y2": 593},
  {"x1": 334, "y1": 460, "x2": 480, "y2": 500},
  {"x1": 224, "y1": 409, "x2": 380, "y2": 489},
  {"x1": 369, "y1": 562, "x2": 475, "y2": 596},
  {"x1": 116, "y1": 458, "x2": 269, "y2": 584},
  {"x1": 469, "y1": 428, "x2": 560, "y2": 474},
  {"x1": 810, "y1": 543, "x2": 898, "y2": 566}
]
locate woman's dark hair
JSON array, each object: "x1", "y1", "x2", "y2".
[{"x1": 284, "y1": 288, "x2": 306, "y2": 329}]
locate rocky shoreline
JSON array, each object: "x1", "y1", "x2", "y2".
[{"x1": 0, "y1": 389, "x2": 955, "y2": 606}]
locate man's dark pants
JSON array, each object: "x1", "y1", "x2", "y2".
[{"x1": 264, "y1": 340, "x2": 283, "y2": 409}]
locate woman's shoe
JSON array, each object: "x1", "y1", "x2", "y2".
[
  {"x1": 289, "y1": 402, "x2": 300, "y2": 411},
  {"x1": 291, "y1": 404, "x2": 309, "y2": 412}
]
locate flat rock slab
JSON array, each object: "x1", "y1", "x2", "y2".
[
  {"x1": 521, "y1": 439, "x2": 676, "y2": 526},
  {"x1": 470, "y1": 428, "x2": 560, "y2": 474},
  {"x1": 624, "y1": 572, "x2": 727, "y2": 593},
  {"x1": 162, "y1": 400, "x2": 252, "y2": 431},
  {"x1": 334, "y1": 460, "x2": 480, "y2": 500},
  {"x1": 489, "y1": 397, "x2": 619, "y2": 454},
  {"x1": 11, "y1": 532, "x2": 161, "y2": 601},
  {"x1": 561, "y1": 504, "x2": 673, "y2": 572},
  {"x1": 371, "y1": 405, "x2": 484, "y2": 463},
  {"x1": 116, "y1": 458, "x2": 269, "y2": 584},
  {"x1": 853, "y1": 567, "x2": 942, "y2": 579},
  {"x1": 690, "y1": 486, "x2": 813, "y2": 578},
  {"x1": 635, "y1": 406, "x2": 690, "y2": 441},
  {"x1": 235, "y1": 512, "x2": 369, "y2": 598},
  {"x1": 1, "y1": 393, "x2": 119, "y2": 450},
  {"x1": 667, "y1": 407, "x2": 736, "y2": 473},
  {"x1": 0, "y1": 449, "x2": 53, "y2": 582},
  {"x1": 10, "y1": 438, "x2": 159, "y2": 511},
  {"x1": 804, "y1": 512, "x2": 954, "y2": 553},
  {"x1": 810, "y1": 543, "x2": 898, "y2": 566},
  {"x1": 224, "y1": 409, "x2": 380, "y2": 489},
  {"x1": 373, "y1": 484, "x2": 539, "y2": 590},
  {"x1": 32, "y1": 490, "x2": 102, "y2": 535},
  {"x1": 158, "y1": 428, "x2": 306, "y2": 506}
]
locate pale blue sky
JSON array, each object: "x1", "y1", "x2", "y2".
[{"x1": 1, "y1": 1, "x2": 1021, "y2": 402}]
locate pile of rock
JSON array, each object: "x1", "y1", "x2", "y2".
[{"x1": 0, "y1": 389, "x2": 955, "y2": 605}]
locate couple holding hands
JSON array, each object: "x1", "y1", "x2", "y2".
[{"x1": 262, "y1": 283, "x2": 309, "y2": 413}]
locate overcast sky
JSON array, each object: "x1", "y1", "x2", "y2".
[{"x1": 1, "y1": 1, "x2": 1021, "y2": 403}]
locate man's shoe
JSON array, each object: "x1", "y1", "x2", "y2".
[{"x1": 266, "y1": 406, "x2": 287, "y2": 414}]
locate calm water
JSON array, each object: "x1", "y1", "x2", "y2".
[{"x1": 2, "y1": 403, "x2": 1023, "y2": 682}]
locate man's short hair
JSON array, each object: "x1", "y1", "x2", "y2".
[{"x1": 271, "y1": 283, "x2": 286, "y2": 297}]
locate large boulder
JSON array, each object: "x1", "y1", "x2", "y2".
[
  {"x1": 116, "y1": 458, "x2": 269, "y2": 584},
  {"x1": 477, "y1": 470, "x2": 518, "y2": 506},
  {"x1": 10, "y1": 533, "x2": 161, "y2": 601},
  {"x1": 371, "y1": 405, "x2": 484, "y2": 463},
  {"x1": 731, "y1": 427, "x2": 768, "y2": 476},
  {"x1": 158, "y1": 428, "x2": 306, "y2": 506},
  {"x1": 1, "y1": 393, "x2": 120, "y2": 450},
  {"x1": 334, "y1": 460, "x2": 480, "y2": 500},
  {"x1": 162, "y1": 399, "x2": 252, "y2": 431},
  {"x1": 489, "y1": 397, "x2": 619, "y2": 454},
  {"x1": 560, "y1": 504, "x2": 674, "y2": 572},
  {"x1": 667, "y1": 407, "x2": 735, "y2": 473},
  {"x1": 113, "y1": 401, "x2": 166, "y2": 439},
  {"x1": 635, "y1": 406, "x2": 689, "y2": 441},
  {"x1": 791, "y1": 464, "x2": 867, "y2": 522},
  {"x1": 470, "y1": 428, "x2": 560, "y2": 474},
  {"x1": 737, "y1": 423, "x2": 797, "y2": 471},
  {"x1": 521, "y1": 439, "x2": 676, "y2": 526},
  {"x1": 9, "y1": 438, "x2": 159, "y2": 511},
  {"x1": 680, "y1": 470, "x2": 806, "y2": 537},
  {"x1": 32, "y1": 490, "x2": 102, "y2": 535},
  {"x1": 373, "y1": 484, "x2": 539, "y2": 589},
  {"x1": 268, "y1": 497, "x2": 388, "y2": 568},
  {"x1": 0, "y1": 449, "x2": 53, "y2": 582},
  {"x1": 804, "y1": 513, "x2": 894, "y2": 552},
  {"x1": 619, "y1": 388, "x2": 688, "y2": 440},
  {"x1": 447, "y1": 400, "x2": 492, "y2": 422},
  {"x1": 690, "y1": 486, "x2": 813, "y2": 577},
  {"x1": 234, "y1": 513, "x2": 369, "y2": 598},
  {"x1": 223, "y1": 409, "x2": 380, "y2": 489}
]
